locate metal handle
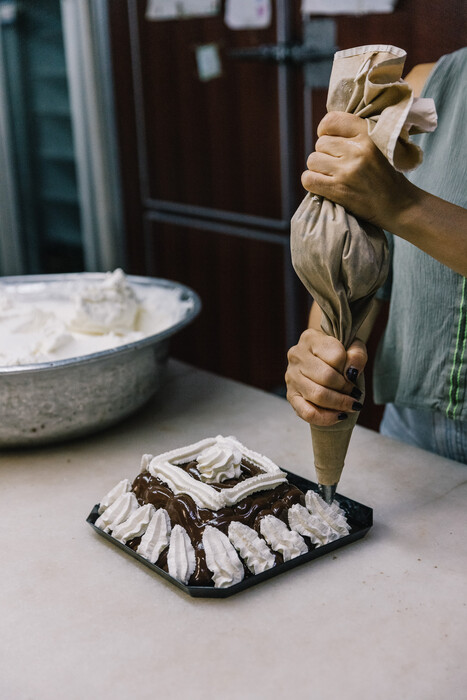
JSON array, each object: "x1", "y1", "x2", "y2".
[{"x1": 227, "y1": 42, "x2": 336, "y2": 65}]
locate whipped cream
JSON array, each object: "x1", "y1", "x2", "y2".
[
  {"x1": 136, "y1": 508, "x2": 172, "y2": 563},
  {"x1": 228, "y1": 521, "x2": 276, "y2": 575},
  {"x1": 149, "y1": 435, "x2": 287, "y2": 509},
  {"x1": 196, "y1": 436, "x2": 242, "y2": 483},
  {"x1": 167, "y1": 525, "x2": 196, "y2": 585},
  {"x1": 305, "y1": 490, "x2": 350, "y2": 537},
  {"x1": 68, "y1": 269, "x2": 141, "y2": 334},
  {"x1": 202, "y1": 526, "x2": 244, "y2": 588},
  {"x1": 95, "y1": 491, "x2": 139, "y2": 533},
  {"x1": 112, "y1": 503, "x2": 155, "y2": 543},
  {"x1": 0, "y1": 269, "x2": 194, "y2": 366},
  {"x1": 259, "y1": 515, "x2": 308, "y2": 561},
  {"x1": 288, "y1": 504, "x2": 340, "y2": 546},
  {"x1": 98, "y1": 478, "x2": 132, "y2": 514}
]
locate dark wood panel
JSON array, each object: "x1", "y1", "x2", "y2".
[
  {"x1": 135, "y1": 3, "x2": 283, "y2": 218},
  {"x1": 145, "y1": 219, "x2": 292, "y2": 390},
  {"x1": 335, "y1": 0, "x2": 466, "y2": 70}
]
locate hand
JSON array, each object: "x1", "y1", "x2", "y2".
[
  {"x1": 285, "y1": 328, "x2": 367, "y2": 426},
  {"x1": 301, "y1": 111, "x2": 413, "y2": 230}
]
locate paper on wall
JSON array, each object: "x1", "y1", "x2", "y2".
[
  {"x1": 301, "y1": 0, "x2": 397, "y2": 15},
  {"x1": 195, "y1": 43, "x2": 222, "y2": 81},
  {"x1": 225, "y1": 0, "x2": 272, "y2": 29},
  {"x1": 146, "y1": 0, "x2": 220, "y2": 21}
]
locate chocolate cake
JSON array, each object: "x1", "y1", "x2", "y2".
[{"x1": 94, "y1": 436, "x2": 350, "y2": 588}]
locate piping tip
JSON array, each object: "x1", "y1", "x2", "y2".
[{"x1": 318, "y1": 483, "x2": 337, "y2": 504}]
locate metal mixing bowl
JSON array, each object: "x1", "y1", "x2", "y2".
[{"x1": 0, "y1": 273, "x2": 201, "y2": 448}]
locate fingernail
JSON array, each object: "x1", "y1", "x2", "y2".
[
  {"x1": 352, "y1": 401, "x2": 363, "y2": 411},
  {"x1": 346, "y1": 366, "x2": 359, "y2": 383},
  {"x1": 350, "y1": 386, "x2": 362, "y2": 399},
  {"x1": 337, "y1": 412, "x2": 348, "y2": 421}
]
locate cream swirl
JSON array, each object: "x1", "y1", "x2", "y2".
[{"x1": 196, "y1": 436, "x2": 242, "y2": 483}]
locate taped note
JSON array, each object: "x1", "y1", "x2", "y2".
[
  {"x1": 195, "y1": 43, "x2": 222, "y2": 81},
  {"x1": 225, "y1": 0, "x2": 272, "y2": 29},
  {"x1": 146, "y1": 0, "x2": 220, "y2": 21},
  {"x1": 301, "y1": 0, "x2": 396, "y2": 14}
]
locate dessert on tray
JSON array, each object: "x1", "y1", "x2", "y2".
[{"x1": 93, "y1": 436, "x2": 350, "y2": 588}]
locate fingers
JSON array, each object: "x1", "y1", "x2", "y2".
[
  {"x1": 344, "y1": 339, "x2": 368, "y2": 384},
  {"x1": 306, "y1": 150, "x2": 337, "y2": 176},
  {"x1": 317, "y1": 111, "x2": 367, "y2": 139},
  {"x1": 313, "y1": 135, "x2": 347, "y2": 158},
  {"x1": 285, "y1": 330, "x2": 365, "y2": 427},
  {"x1": 301, "y1": 169, "x2": 334, "y2": 197},
  {"x1": 286, "y1": 390, "x2": 351, "y2": 427}
]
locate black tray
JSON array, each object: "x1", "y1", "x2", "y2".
[{"x1": 87, "y1": 470, "x2": 373, "y2": 598}]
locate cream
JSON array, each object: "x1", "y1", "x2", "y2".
[
  {"x1": 202, "y1": 526, "x2": 244, "y2": 588},
  {"x1": 0, "y1": 269, "x2": 194, "y2": 366}
]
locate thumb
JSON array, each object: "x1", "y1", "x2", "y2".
[{"x1": 344, "y1": 338, "x2": 368, "y2": 384}]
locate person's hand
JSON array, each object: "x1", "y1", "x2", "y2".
[
  {"x1": 301, "y1": 111, "x2": 413, "y2": 230},
  {"x1": 285, "y1": 327, "x2": 367, "y2": 426}
]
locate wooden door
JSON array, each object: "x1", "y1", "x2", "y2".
[
  {"x1": 108, "y1": 0, "x2": 307, "y2": 394},
  {"x1": 107, "y1": 0, "x2": 465, "y2": 427}
]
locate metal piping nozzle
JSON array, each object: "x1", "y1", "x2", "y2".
[{"x1": 318, "y1": 483, "x2": 337, "y2": 504}]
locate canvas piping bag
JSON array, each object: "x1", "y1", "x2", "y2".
[{"x1": 290, "y1": 45, "x2": 437, "y2": 488}]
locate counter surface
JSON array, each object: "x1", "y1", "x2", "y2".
[{"x1": 1, "y1": 361, "x2": 466, "y2": 699}]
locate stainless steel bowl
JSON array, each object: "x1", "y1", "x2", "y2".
[{"x1": 0, "y1": 273, "x2": 201, "y2": 448}]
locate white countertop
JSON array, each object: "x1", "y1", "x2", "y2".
[{"x1": 1, "y1": 361, "x2": 466, "y2": 700}]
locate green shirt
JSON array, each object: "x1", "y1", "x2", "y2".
[{"x1": 374, "y1": 48, "x2": 467, "y2": 420}]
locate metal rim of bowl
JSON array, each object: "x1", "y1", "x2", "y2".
[{"x1": 0, "y1": 272, "x2": 202, "y2": 374}]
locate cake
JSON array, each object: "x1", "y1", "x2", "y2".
[{"x1": 94, "y1": 436, "x2": 350, "y2": 588}]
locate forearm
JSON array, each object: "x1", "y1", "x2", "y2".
[
  {"x1": 383, "y1": 181, "x2": 467, "y2": 277},
  {"x1": 307, "y1": 300, "x2": 322, "y2": 331}
]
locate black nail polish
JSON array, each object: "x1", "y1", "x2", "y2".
[
  {"x1": 350, "y1": 386, "x2": 362, "y2": 400},
  {"x1": 346, "y1": 366, "x2": 359, "y2": 383},
  {"x1": 352, "y1": 401, "x2": 363, "y2": 411},
  {"x1": 337, "y1": 412, "x2": 348, "y2": 420}
]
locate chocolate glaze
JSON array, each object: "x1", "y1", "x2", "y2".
[{"x1": 129, "y1": 460, "x2": 307, "y2": 586}]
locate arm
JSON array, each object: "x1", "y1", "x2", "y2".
[{"x1": 302, "y1": 111, "x2": 467, "y2": 277}]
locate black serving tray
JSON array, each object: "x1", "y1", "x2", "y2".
[{"x1": 87, "y1": 470, "x2": 373, "y2": 598}]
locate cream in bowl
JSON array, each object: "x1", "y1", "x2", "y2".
[{"x1": 0, "y1": 270, "x2": 201, "y2": 447}]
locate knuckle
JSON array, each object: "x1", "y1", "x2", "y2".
[
  {"x1": 286, "y1": 345, "x2": 297, "y2": 363},
  {"x1": 319, "y1": 364, "x2": 336, "y2": 387},
  {"x1": 301, "y1": 403, "x2": 316, "y2": 423},
  {"x1": 312, "y1": 384, "x2": 327, "y2": 405},
  {"x1": 320, "y1": 111, "x2": 339, "y2": 132},
  {"x1": 306, "y1": 152, "x2": 316, "y2": 169},
  {"x1": 301, "y1": 170, "x2": 313, "y2": 190},
  {"x1": 323, "y1": 340, "x2": 346, "y2": 368},
  {"x1": 314, "y1": 135, "x2": 327, "y2": 152}
]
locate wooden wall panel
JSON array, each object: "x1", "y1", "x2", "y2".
[
  {"x1": 145, "y1": 220, "x2": 289, "y2": 390},
  {"x1": 135, "y1": 4, "x2": 283, "y2": 218}
]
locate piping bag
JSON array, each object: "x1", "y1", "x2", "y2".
[{"x1": 290, "y1": 45, "x2": 437, "y2": 502}]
